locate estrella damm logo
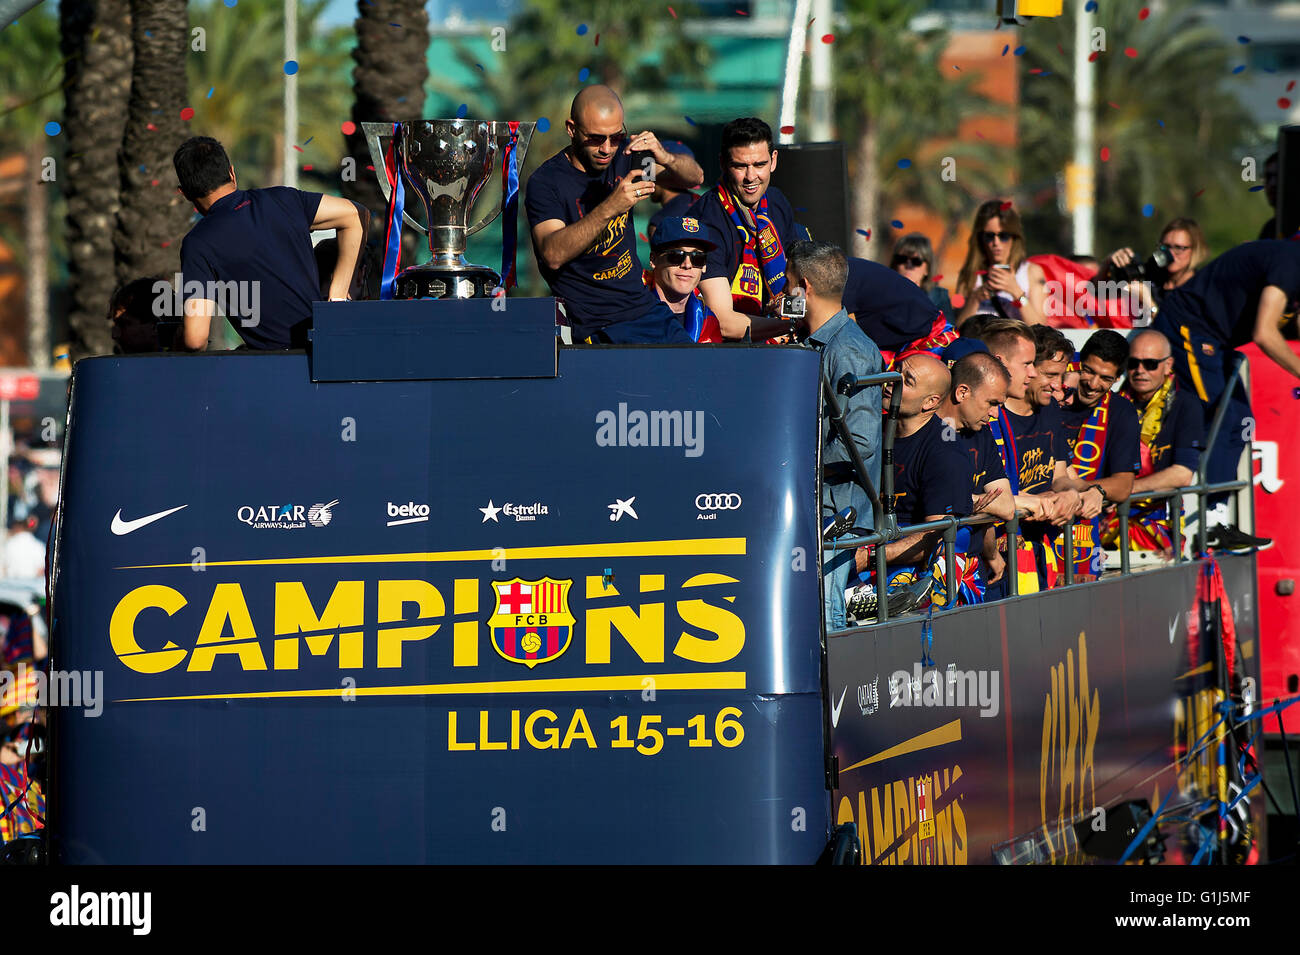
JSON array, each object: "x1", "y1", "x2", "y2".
[{"x1": 488, "y1": 577, "x2": 576, "y2": 668}]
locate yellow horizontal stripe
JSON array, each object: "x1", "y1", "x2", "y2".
[
  {"x1": 117, "y1": 537, "x2": 747, "y2": 570},
  {"x1": 1174, "y1": 661, "x2": 1215, "y2": 681},
  {"x1": 115, "y1": 670, "x2": 747, "y2": 703},
  {"x1": 839, "y1": 719, "x2": 963, "y2": 774}
]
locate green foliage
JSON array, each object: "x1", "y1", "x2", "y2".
[
  {"x1": 0, "y1": 4, "x2": 63, "y2": 144},
  {"x1": 1018, "y1": 0, "x2": 1265, "y2": 257},
  {"x1": 186, "y1": 0, "x2": 352, "y2": 187}
]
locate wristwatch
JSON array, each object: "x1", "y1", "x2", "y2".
[
  {"x1": 1086, "y1": 483, "x2": 1105, "y2": 500},
  {"x1": 1016, "y1": 293, "x2": 1029, "y2": 307}
]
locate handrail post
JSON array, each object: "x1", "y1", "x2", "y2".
[
  {"x1": 943, "y1": 519, "x2": 957, "y2": 608},
  {"x1": 1007, "y1": 513, "x2": 1020, "y2": 597},
  {"x1": 1170, "y1": 492, "x2": 1183, "y2": 564},
  {"x1": 1118, "y1": 505, "x2": 1130, "y2": 576},
  {"x1": 1063, "y1": 514, "x2": 1075, "y2": 587}
]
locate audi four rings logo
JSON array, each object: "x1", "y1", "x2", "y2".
[{"x1": 696, "y1": 493, "x2": 742, "y2": 510}]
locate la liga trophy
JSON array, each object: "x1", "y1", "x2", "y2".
[{"x1": 364, "y1": 119, "x2": 535, "y2": 299}]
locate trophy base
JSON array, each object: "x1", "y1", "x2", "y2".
[{"x1": 394, "y1": 264, "x2": 501, "y2": 300}]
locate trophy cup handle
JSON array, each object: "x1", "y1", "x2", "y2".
[
  {"x1": 361, "y1": 122, "x2": 427, "y2": 235},
  {"x1": 465, "y1": 121, "x2": 536, "y2": 237}
]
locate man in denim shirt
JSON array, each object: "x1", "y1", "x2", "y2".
[{"x1": 790, "y1": 241, "x2": 883, "y2": 630}]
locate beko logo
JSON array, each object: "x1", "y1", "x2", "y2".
[{"x1": 387, "y1": 502, "x2": 430, "y2": 526}]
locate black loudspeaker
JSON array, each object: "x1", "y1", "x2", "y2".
[
  {"x1": 1276, "y1": 124, "x2": 1300, "y2": 239},
  {"x1": 774, "y1": 142, "x2": 850, "y2": 251}
]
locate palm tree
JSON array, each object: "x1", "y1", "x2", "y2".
[
  {"x1": 113, "y1": 0, "x2": 193, "y2": 289},
  {"x1": 342, "y1": 0, "x2": 429, "y2": 247},
  {"x1": 0, "y1": 4, "x2": 64, "y2": 367},
  {"x1": 833, "y1": 0, "x2": 1010, "y2": 262},
  {"x1": 1018, "y1": 0, "x2": 1262, "y2": 257},
  {"x1": 61, "y1": 0, "x2": 134, "y2": 359}
]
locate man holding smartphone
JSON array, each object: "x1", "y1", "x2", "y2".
[{"x1": 526, "y1": 84, "x2": 704, "y2": 343}]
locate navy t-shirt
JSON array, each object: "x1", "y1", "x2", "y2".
[
  {"x1": 648, "y1": 191, "x2": 699, "y2": 237},
  {"x1": 953, "y1": 422, "x2": 1007, "y2": 555},
  {"x1": 842, "y1": 257, "x2": 944, "y2": 353},
  {"x1": 1162, "y1": 240, "x2": 1300, "y2": 347},
  {"x1": 1000, "y1": 403, "x2": 1070, "y2": 495},
  {"x1": 892, "y1": 416, "x2": 972, "y2": 527},
  {"x1": 689, "y1": 185, "x2": 796, "y2": 296},
  {"x1": 179, "y1": 187, "x2": 323, "y2": 349},
  {"x1": 1059, "y1": 392, "x2": 1142, "y2": 478},
  {"x1": 1134, "y1": 387, "x2": 1204, "y2": 472},
  {"x1": 524, "y1": 148, "x2": 658, "y2": 333}
]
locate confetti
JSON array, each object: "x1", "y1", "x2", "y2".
[
  {"x1": 595, "y1": 34, "x2": 599, "y2": 45},
  {"x1": 821, "y1": 34, "x2": 834, "y2": 44},
  {"x1": 577, "y1": 23, "x2": 588, "y2": 34},
  {"x1": 1014, "y1": 45, "x2": 1026, "y2": 56},
  {"x1": 1000, "y1": 200, "x2": 1013, "y2": 211},
  {"x1": 389, "y1": 22, "x2": 402, "y2": 28},
  {"x1": 537, "y1": 117, "x2": 551, "y2": 132},
  {"x1": 1124, "y1": 48, "x2": 1138, "y2": 58},
  {"x1": 207, "y1": 87, "x2": 214, "y2": 99},
  {"x1": 779, "y1": 125, "x2": 794, "y2": 134},
  {"x1": 1141, "y1": 203, "x2": 1154, "y2": 217},
  {"x1": 146, "y1": 123, "x2": 156, "y2": 131},
  {"x1": 685, "y1": 115, "x2": 697, "y2": 126},
  {"x1": 302, "y1": 165, "x2": 313, "y2": 171},
  {"x1": 668, "y1": 6, "x2": 676, "y2": 17},
  {"x1": 293, "y1": 145, "x2": 303, "y2": 152},
  {"x1": 1001, "y1": 44, "x2": 1009, "y2": 56},
  {"x1": 475, "y1": 63, "x2": 484, "y2": 71},
  {"x1": 1084, "y1": 1, "x2": 1097, "y2": 10},
  {"x1": 896, "y1": 158, "x2": 912, "y2": 169},
  {"x1": 1194, "y1": 188, "x2": 1207, "y2": 198},
  {"x1": 139, "y1": 164, "x2": 146, "y2": 172},
  {"x1": 1157, "y1": 119, "x2": 1165, "y2": 128},
  {"x1": 1029, "y1": 68, "x2": 1043, "y2": 75},
  {"x1": 890, "y1": 219, "x2": 904, "y2": 229},
  {"x1": 953, "y1": 65, "x2": 961, "y2": 71},
  {"x1": 1057, "y1": 43, "x2": 1065, "y2": 56},
  {"x1": 151, "y1": 179, "x2": 159, "y2": 186},
  {"x1": 1108, "y1": 101, "x2": 1121, "y2": 109},
  {"x1": 856, "y1": 228, "x2": 871, "y2": 238},
  {"x1": 144, "y1": 30, "x2": 151, "y2": 37},
  {"x1": 284, "y1": 60, "x2": 299, "y2": 75},
  {"x1": 44, "y1": 121, "x2": 60, "y2": 136},
  {"x1": 1281, "y1": 97, "x2": 1293, "y2": 109},
  {"x1": 456, "y1": 103, "x2": 468, "y2": 118},
  {"x1": 736, "y1": 8, "x2": 748, "y2": 15},
  {"x1": 180, "y1": 107, "x2": 194, "y2": 121},
  {"x1": 161, "y1": 241, "x2": 171, "y2": 248},
  {"x1": 1139, "y1": 7, "x2": 1149, "y2": 19},
  {"x1": 303, "y1": 136, "x2": 313, "y2": 145},
  {"x1": 1289, "y1": 81, "x2": 1296, "y2": 91},
  {"x1": 1249, "y1": 185, "x2": 1265, "y2": 192},
  {"x1": 1265, "y1": 68, "x2": 1278, "y2": 74},
  {"x1": 1238, "y1": 36, "x2": 1251, "y2": 44},
  {"x1": 578, "y1": 67, "x2": 590, "y2": 82},
  {"x1": 1232, "y1": 65, "x2": 1246, "y2": 74},
  {"x1": 341, "y1": 121, "x2": 356, "y2": 135},
  {"x1": 1089, "y1": 51, "x2": 1100, "y2": 62},
  {"x1": 223, "y1": 0, "x2": 237, "y2": 6},
  {"x1": 1100, "y1": 147, "x2": 1110, "y2": 161},
  {"x1": 932, "y1": 274, "x2": 943, "y2": 283},
  {"x1": 638, "y1": 232, "x2": 648, "y2": 242}
]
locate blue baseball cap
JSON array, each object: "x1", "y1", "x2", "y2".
[
  {"x1": 941, "y1": 337, "x2": 989, "y2": 366},
  {"x1": 650, "y1": 215, "x2": 717, "y2": 252},
  {"x1": 663, "y1": 140, "x2": 694, "y2": 158}
]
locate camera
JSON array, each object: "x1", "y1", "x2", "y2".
[
  {"x1": 780, "y1": 290, "x2": 807, "y2": 322},
  {"x1": 1114, "y1": 244, "x2": 1173, "y2": 285}
]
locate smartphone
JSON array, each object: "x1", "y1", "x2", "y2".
[{"x1": 629, "y1": 149, "x2": 655, "y2": 181}]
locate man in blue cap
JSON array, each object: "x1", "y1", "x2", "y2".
[{"x1": 643, "y1": 216, "x2": 721, "y2": 342}]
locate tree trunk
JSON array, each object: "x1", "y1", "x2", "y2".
[
  {"x1": 61, "y1": 0, "x2": 133, "y2": 358},
  {"x1": 114, "y1": 0, "x2": 192, "y2": 288},
  {"x1": 343, "y1": 0, "x2": 430, "y2": 260},
  {"x1": 25, "y1": 142, "x2": 49, "y2": 369},
  {"x1": 851, "y1": 121, "x2": 879, "y2": 262}
]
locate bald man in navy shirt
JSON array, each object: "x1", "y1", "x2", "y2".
[{"x1": 172, "y1": 136, "x2": 365, "y2": 350}]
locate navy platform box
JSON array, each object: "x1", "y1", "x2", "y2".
[{"x1": 310, "y1": 297, "x2": 558, "y2": 382}]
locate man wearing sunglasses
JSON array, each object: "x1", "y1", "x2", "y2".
[
  {"x1": 1098, "y1": 330, "x2": 1206, "y2": 554},
  {"x1": 643, "y1": 217, "x2": 722, "y2": 342},
  {"x1": 526, "y1": 85, "x2": 704, "y2": 343}
]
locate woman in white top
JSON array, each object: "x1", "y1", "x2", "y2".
[{"x1": 955, "y1": 199, "x2": 1048, "y2": 328}]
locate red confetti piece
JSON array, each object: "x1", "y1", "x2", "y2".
[
  {"x1": 161, "y1": 241, "x2": 170, "y2": 248},
  {"x1": 1057, "y1": 43, "x2": 1065, "y2": 56},
  {"x1": 1088, "y1": 51, "x2": 1100, "y2": 62},
  {"x1": 1108, "y1": 101, "x2": 1121, "y2": 109},
  {"x1": 1280, "y1": 97, "x2": 1292, "y2": 109},
  {"x1": 1029, "y1": 68, "x2": 1043, "y2": 75},
  {"x1": 366, "y1": 165, "x2": 374, "y2": 171},
  {"x1": 638, "y1": 233, "x2": 648, "y2": 242},
  {"x1": 1100, "y1": 147, "x2": 1110, "y2": 161},
  {"x1": 293, "y1": 145, "x2": 304, "y2": 152},
  {"x1": 1289, "y1": 80, "x2": 1296, "y2": 91},
  {"x1": 179, "y1": 107, "x2": 194, "y2": 121},
  {"x1": 302, "y1": 164, "x2": 313, "y2": 171},
  {"x1": 594, "y1": 33, "x2": 599, "y2": 45},
  {"x1": 146, "y1": 123, "x2": 156, "y2": 131},
  {"x1": 1124, "y1": 48, "x2": 1138, "y2": 58},
  {"x1": 821, "y1": 33, "x2": 834, "y2": 44},
  {"x1": 932, "y1": 274, "x2": 943, "y2": 283},
  {"x1": 150, "y1": 179, "x2": 159, "y2": 186},
  {"x1": 780, "y1": 125, "x2": 795, "y2": 134},
  {"x1": 975, "y1": 130, "x2": 985, "y2": 139},
  {"x1": 1194, "y1": 188, "x2": 1207, "y2": 198},
  {"x1": 735, "y1": 7, "x2": 747, "y2": 14},
  {"x1": 1139, "y1": 7, "x2": 1149, "y2": 19},
  {"x1": 341, "y1": 121, "x2": 356, "y2": 135},
  {"x1": 668, "y1": 5, "x2": 676, "y2": 16},
  {"x1": 1000, "y1": 200, "x2": 1013, "y2": 211}
]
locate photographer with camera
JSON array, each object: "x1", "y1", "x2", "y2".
[
  {"x1": 1099, "y1": 218, "x2": 1208, "y2": 321},
  {"x1": 790, "y1": 240, "x2": 883, "y2": 629}
]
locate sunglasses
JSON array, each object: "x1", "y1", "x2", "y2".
[
  {"x1": 893, "y1": 255, "x2": 927, "y2": 269},
  {"x1": 658, "y1": 249, "x2": 707, "y2": 268},
  {"x1": 1165, "y1": 243, "x2": 1191, "y2": 254},
  {"x1": 980, "y1": 231, "x2": 1018, "y2": 244},
  {"x1": 1127, "y1": 357, "x2": 1169, "y2": 371},
  {"x1": 575, "y1": 126, "x2": 626, "y2": 148}
]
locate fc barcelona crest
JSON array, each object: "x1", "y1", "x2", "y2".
[{"x1": 488, "y1": 577, "x2": 576, "y2": 668}]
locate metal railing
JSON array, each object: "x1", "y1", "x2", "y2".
[{"x1": 820, "y1": 356, "x2": 1257, "y2": 630}]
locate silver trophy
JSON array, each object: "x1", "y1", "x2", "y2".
[{"x1": 364, "y1": 119, "x2": 535, "y2": 299}]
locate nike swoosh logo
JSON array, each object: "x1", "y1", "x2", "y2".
[
  {"x1": 831, "y1": 686, "x2": 847, "y2": 728},
  {"x1": 1168, "y1": 615, "x2": 1178, "y2": 644},
  {"x1": 111, "y1": 505, "x2": 188, "y2": 536}
]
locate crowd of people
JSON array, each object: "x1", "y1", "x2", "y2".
[{"x1": 98, "y1": 84, "x2": 1300, "y2": 632}]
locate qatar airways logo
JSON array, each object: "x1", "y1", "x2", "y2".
[{"x1": 595, "y1": 403, "x2": 705, "y2": 458}]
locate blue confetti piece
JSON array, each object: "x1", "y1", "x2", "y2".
[
  {"x1": 1014, "y1": 45, "x2": 1026, "y2": 56},
  {"x1": 577, "y1": 23, "x2": 588, "y2": 35},
  {"x1": 1249, "y1": 185, "x2": 1265, "y2": 192},
  {"x1": 44, "y1": 121, "x2": 60, "y2": 136},
  {"x1": 144, "y1": 30, "x2": 152, "y2": 37},
  {"x1": 390, "y1": 23, "x2": 402, "y2": 28},
  {"x1": 456, "y1": 103, "x2": 468, "y2": 118},
  {"x1": 303, "y1": 136, "x2": 313, "y2": 145},
  {"x1": 138, "y1": 164, "x2": 146, "y2": 173},
  {"x1": 1232, "y1": 65, "x2": 1246, "y2": 74},
  {"x1": 1142, "y1": 203, "x2": 1154, "y2": 217},
  {"x1": 537, "y1": 117, "x2": 551, "y2": 132},
  {"x1": 283, "y1": 60, "x2": 299, "y2": 75},
  {"x1": 207, "y1": 86, "x2": 215, "y2": 98},
  {"x1": 897, "y1": 158, "x2": 912, "y2": 169},
  {"x1": 475, "y1": 63, "x2": 484, "y2": 71},
  {"x1": 1265, "y1": 68, "x2": 1277, "y2": 74},
  {"x1": 1238, "y1": 35, "x2": 1251, "y2": 44},
  {"x1": 855, "y1": 228, "x2": 871, "y2": 237},
  {"x1": 223, "y1": 0, "x2": 237, "y2": 6},
  {"x1": 1039, "y1": 71, "x2": 1052, "y2": 76},
  {"x1": 396, "y1": 97, "x2": 406, "y2": 103},
  {"x1": 578, "y1": 67, "x2": 590, "y2": 82},
  {"x1": 1001, "y1": 44, "x2": 1009, "y2": 56},
  {"x1": 685, "y1": 115, "x2": 697, "y2": 126},
  {"x1": 890, "y1": 219, "x2": 904, "y2": 229},
  {"x1": 1157, "y1": 119, "x2": 1165, "y2": 128},
  {"x1": 1085, "y1": 0, "x2": 1097, "y2": 10}
]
